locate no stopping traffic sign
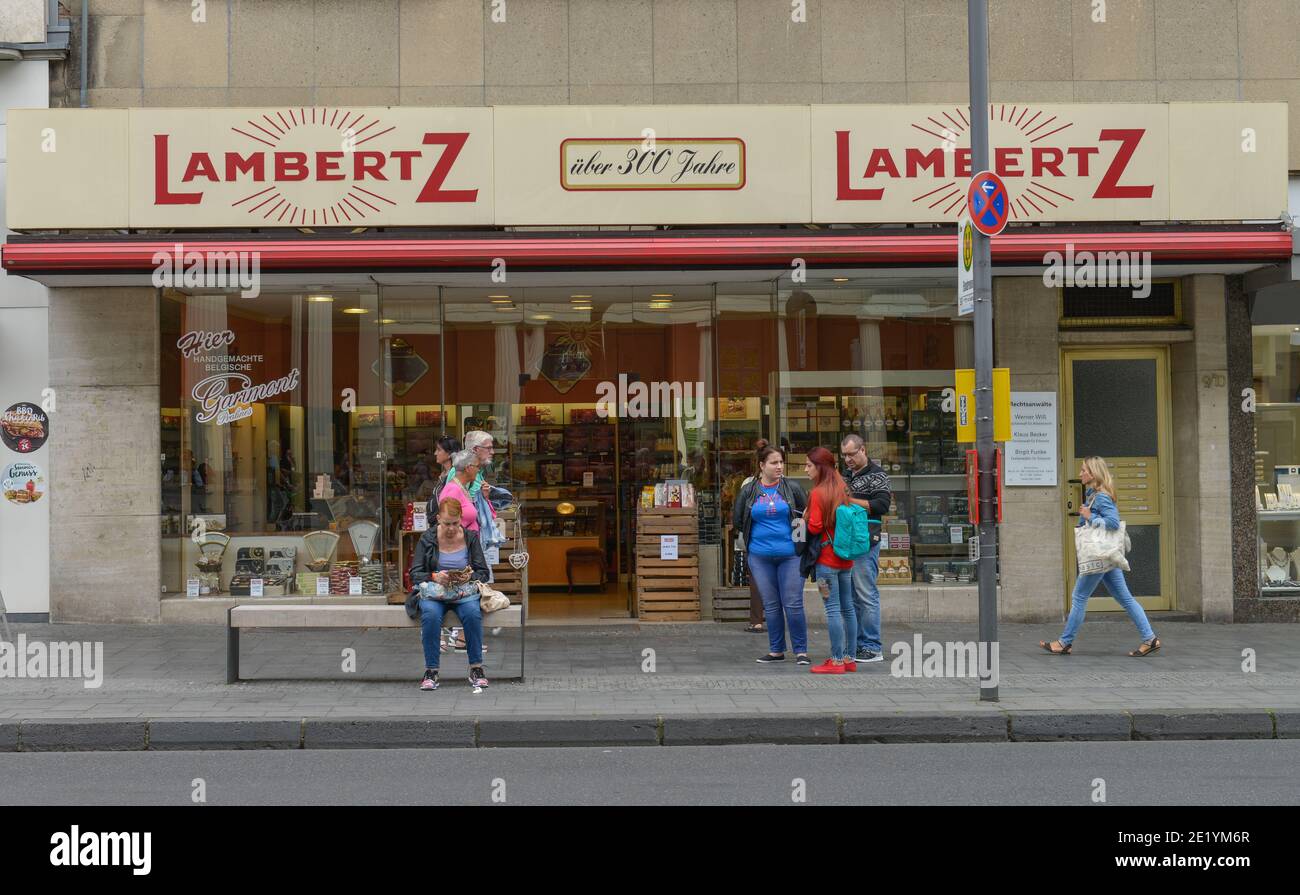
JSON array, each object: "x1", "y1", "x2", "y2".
[{"x1": 967, "y1": 171, "x2": 1009, "y2": 236}]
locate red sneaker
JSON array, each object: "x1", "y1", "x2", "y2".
[
  {"x1": 842, "y1": 659, "x2": 857, "y2": 672},
  {"x1": 810, "y1": 660, "x2": 845, "y2": 675}
]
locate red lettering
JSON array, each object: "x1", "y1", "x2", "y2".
[
  {"x1": 275, "y1": 152, "x2": 308, "y2": 181},
  {"x1": 1094, "y1": 128, "x2": 1153, "y2": 199},
  {"x1": 315, "y1": 151, "x2": 345, "y2": 181},
  {"x1": 181, "y1": 152, "x2": 219, "y2": 183},
  {"x1": 154, "y1": 134, "x2": 202, "y2": 205},
  {"x1": 1066, "y1": 146, "x2": 1099, "y2": 176},
  {"x1": 224, "y1": 152, "x2": 264, "y2": 181},
  {"x1": 354, "y1": 151, "x2": 387, "y2": 180},
  {"x1": 390, "y1": 150, "x2": 421, "y2": 180},
  {"x1": 416, "y1": 133, "x2": 478, "y2": 203},
  {"x1": 955, "y1": 148, "x2": 972, "y2": 177},
  {"x1": 905, "y1": 147, "x2": 945, "y2": 178},
  {"x1": 994, "y1": 146, "x2": 1023, "y2": 177},
  {"x1": 863, "y1": 148, "x2": 901, "y2": 178},
  {"x1": 1031, "y1": 146, "x2": 1064, "y2": 177},
  {"x1": 835, "y1": 131, "x2": 883, "y2": 200}
]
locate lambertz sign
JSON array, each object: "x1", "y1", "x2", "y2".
[{"x1": 4, "y1": 103, "x2": 1287, "y2": 229}]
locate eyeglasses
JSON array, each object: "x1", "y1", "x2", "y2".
[{"x1": 842, "y1": 447, "x2": 865, "y2": 459}]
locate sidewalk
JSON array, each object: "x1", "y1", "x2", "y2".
[{"x1": 1, "y1": 619, "x2": 1298, "y2": 749}]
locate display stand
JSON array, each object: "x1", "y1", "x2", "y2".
[{"x1": 635, "y1": 505, "x2": 700, "y2": 621}]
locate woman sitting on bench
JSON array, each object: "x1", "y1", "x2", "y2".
[{"x1": 405, "y1": 498, "x2": 491, "y2": 692}]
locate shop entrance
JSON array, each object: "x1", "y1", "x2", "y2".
[
  {"x1": 1060, "y1": 347, "x2": 1173, "y2": 611},
  {"x1": 381, "y1": 285, "x2": 728, "y2": 623}
]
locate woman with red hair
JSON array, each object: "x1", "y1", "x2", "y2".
[{"x1": 803, "y1": 446, "x2": 858, "y2": 674}]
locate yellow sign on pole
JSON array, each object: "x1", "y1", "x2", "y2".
[{"x1": 954, "y1": 368, "x2": 1012, "y2": 442}]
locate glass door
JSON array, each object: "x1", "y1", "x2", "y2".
[{"x1": 1060, "y1": 347, "x2": 1173, "y2": 611}]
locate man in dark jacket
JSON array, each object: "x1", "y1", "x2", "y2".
[{"x1": 841, "y1": 434, "x2": 891, "y2": 663}]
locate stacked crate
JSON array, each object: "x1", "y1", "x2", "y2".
[
  {"x1": 490, "y1": 505, "x2": 524, "y2": 604},
  {"x1": 711, "y1": 587, "x2": 751, "y2": 622},
  {"x1": 635, "y1": 505, "x2": 700, "y2": 621}
]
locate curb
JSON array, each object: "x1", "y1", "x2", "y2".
[{"x1": 0, "y1": 711, "x2": 1292, "y2": 751}]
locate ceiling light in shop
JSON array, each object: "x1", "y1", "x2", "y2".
[
  {"x1": 570, "y1": 294, "x2": 592, "y2": 299},
  {"x1": 832, "y1": 278, "x2": 850, "y2": 283},
  {"x1": 650, "y1": 293, "x2": 674, "y2": 298},
  {"x1": 307, "y1": 294, "x2": 334, "y2": 303},
  {"x1": 341, "y1": 307, "x2": 369, "y2": 315},
  {"x1": 489, "y1": 295, "x2": 512, "y2": 301},
  {"x1": 379, "y1": 319, "x2": 397, "y2": 325},
  {"x1": 649, "y1": 301, "x2": 672, "y2": 310},
  {"x1": 532, "y1": 313, "x2": 553, "y2": 321}
]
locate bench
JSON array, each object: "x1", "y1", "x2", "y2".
[{"x1": 226, "y1": 603, "x2": 525, "y2": 683}]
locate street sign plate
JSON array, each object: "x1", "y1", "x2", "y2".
[
  {"x1": 967, "y1": 170, "x2": 1009, "y2": 236},
  {"x1": 957, "y1": 214, "x2": 974, "y2": 316}
]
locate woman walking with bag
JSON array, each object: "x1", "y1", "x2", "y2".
[
  {"x1": 1040, "y1": 456, "x2": 1161, "y2": 657},
  {"x1": 803, "y1": 446, "x2": 858, "y2": 674},
  {"x1": 732, "y1": 443, "x2": 811, "y2": 665}
]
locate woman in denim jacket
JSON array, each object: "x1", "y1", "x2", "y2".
[{"x1": 1040, "y1": 456, "x2": 1162, "y2": 657}]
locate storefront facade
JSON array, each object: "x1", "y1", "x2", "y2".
[{"x1": 0, "y1": 96, "x2": 1290, "y2": 625}]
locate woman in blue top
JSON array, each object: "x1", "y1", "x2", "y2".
[
  {"x1": 732, "y1": 444, "x2": 810, "y2": 665},
  {"x1": 1041, "y1": 457, "x2": 1162, "y2": 657}
]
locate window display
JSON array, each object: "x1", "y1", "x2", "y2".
[{"x1": 1252, "y1": 323, "x2": 1300, "y2": 595}]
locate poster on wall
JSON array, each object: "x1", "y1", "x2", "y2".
[
  {"x1": 1005, "y1": 393, "x2": 1057, "y2": 486},
  {"x1": 1, "y1": 402, "x2": 49, "y2": 453},
  {"x1": 3, "y1": 461, "x2": 46, "y2": 504}
]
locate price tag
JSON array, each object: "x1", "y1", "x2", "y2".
[
  {"x1": 316, "y1": 577, "x2": 330, "y2": 596},
  {"x1": 349, "y1": 576, "x2": 363, "y2": 595},
  {"x1": 660, "y1": 534, "x2": 679, "y2": 560},
  {"x1": 412, "y1": 510, "x2": 428, "y2": 531},
  {"x1": 250, "y1": 578, "x2": 264, "y2": 597},
  {"x1": 186, "y1": 578, "x2": 200, "y2": 598},
  {"x1": 950, "y1": 525, "x2": 965, "y2": 544},
  {"x1": 583, "y1": 471, "x2": 594, "y2": 487},
  {"x1": 485, "y1": 545, "x2": 500, "y2": 566}
]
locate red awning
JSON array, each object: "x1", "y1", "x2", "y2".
[{"x1": 1, "y1": 229, "x2": 1290, "y2": 273}]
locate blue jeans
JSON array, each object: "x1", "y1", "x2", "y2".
[
  {"x1": 747, "y1": 552, "x2": 807, "y2": 655},
  {"x1": 851, "y1": 542, "x2": 882, "y2": 654},
  {"x1": 419, "y1": 596, "x2": 483, "y2": 668},
  {"x1": 816, "y1": 563, "x2": 857, "y2": 661},
  {"x1": 1060, "y1": 568, "x2": 1155, "y2": 646}
]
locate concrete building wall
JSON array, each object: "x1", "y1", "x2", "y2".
[
  {"x1": 1170, "y1": 275, "x2": 1234, "y2": 622},
  {"x1": 0, "y1": 60, "x2": 51, "y2": 617},
  {"x1": 46, "y1": 287, "x2": 160, "y2": 623},
  {"x1": 47, "y1": 0, "x2": 1300, "y2": 170},
  {"x1": 994, "y1": 277, "x2": 1064, "y2": 624}
]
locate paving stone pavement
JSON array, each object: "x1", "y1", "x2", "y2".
[{"x1": 0, "y1": 618, "x2": 1297, "y2": 719}]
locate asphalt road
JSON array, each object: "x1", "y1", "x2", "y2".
[{"x1": 2, "y1": 740, "x2": 1298, "y2": 805}]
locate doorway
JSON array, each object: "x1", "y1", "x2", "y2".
[{"x1": 1060, "y1": 347, "x2": 1174, "y2": 611}]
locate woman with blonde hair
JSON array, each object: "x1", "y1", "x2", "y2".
[{"x1": 1040, "y1": 456, "x2": 1161, "y2": 657}]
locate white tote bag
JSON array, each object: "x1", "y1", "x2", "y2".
[{"x1": 1074, "y1": 498, "x2": 1131, "y2": 576}]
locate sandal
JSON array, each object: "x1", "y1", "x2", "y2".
[
  {"x1": 1039, "y1": 639, "x2": 1071, "y2": 655},
  {"x1": 745, "y1": 623, "x2": 765, "y2": 633},
  {"x1": 1128, "y1": 637, "x2": 1161, "y2": 658}
]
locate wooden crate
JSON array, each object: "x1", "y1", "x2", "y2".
[
  {"x1": 635, "y1": 504, "x2": 700, "y2": 621},
  {"x1": 711, "y1": 586, "x2": 752, "y2": 622}
]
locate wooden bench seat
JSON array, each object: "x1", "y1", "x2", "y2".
[{"x1": 227, "y1": 603, "x2": 525, "y2": 682}]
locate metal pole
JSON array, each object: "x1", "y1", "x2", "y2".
[{"x1": 967, "y1": 0, "x2": 999, "y2": 701}]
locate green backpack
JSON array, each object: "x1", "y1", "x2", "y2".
[{"x1": 832, "y1": 503, "x2": 874, "y2": 560}]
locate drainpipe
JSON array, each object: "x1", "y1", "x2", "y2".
[{"x1": 79, "y1": 0, "x2": 87, "y2": 108}]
